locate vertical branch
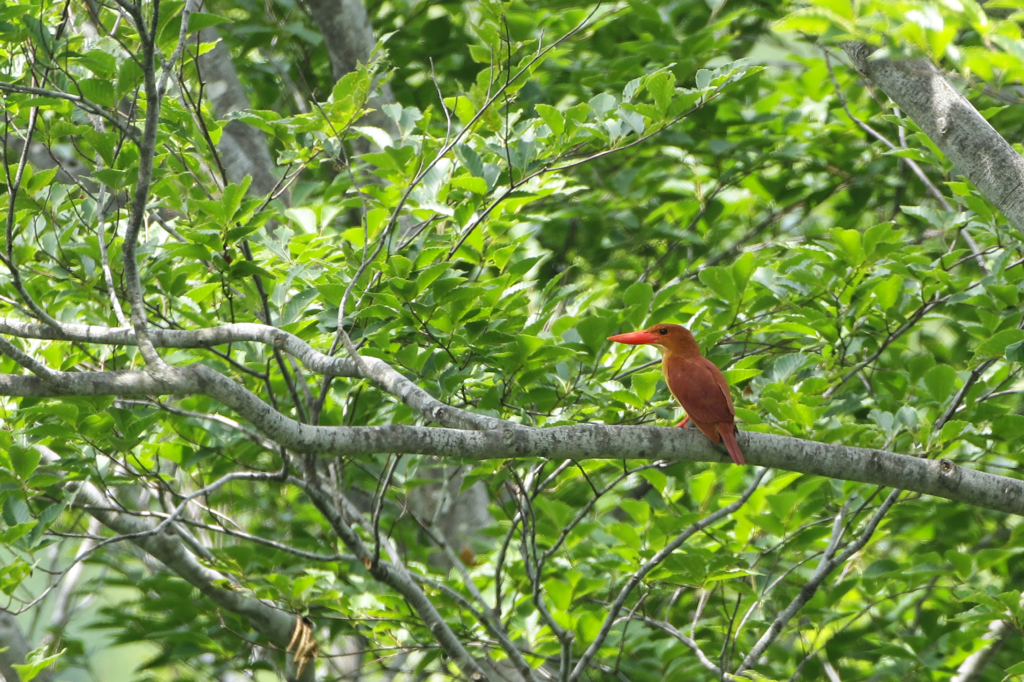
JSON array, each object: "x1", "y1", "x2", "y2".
[
  {"x1": 294, "y1": 473, "x2": 494, "y2": 681},
  {"x1": 95, "y1": 182, "x2": 129, "y2": 327},
  {"x1": 121, "y1": 0, "x2": 200, "y2": 367},
  {"x1": 2, "y1": 106, "x2": 63, "y2": 328}
]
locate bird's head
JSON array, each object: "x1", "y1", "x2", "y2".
[{"x1": 608, "y1": 323, "x2": 699, "y2": 355}]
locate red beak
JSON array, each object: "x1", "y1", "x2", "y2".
[{"x1": 608, "y1": 330, "x2": 660, "y2": 345}]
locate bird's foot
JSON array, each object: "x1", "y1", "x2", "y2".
[{"x1": 674, "y1": 416, "x2": 691, "y2": 428}]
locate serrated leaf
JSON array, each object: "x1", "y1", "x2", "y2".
[
  {"x1": 589, "y1": 92, "x2": 616, "y2": 117},
  {"x1": 992, "y1": 415, "x2": 1024, "y2": 441},
  {"x1": 977, "y1": 329, "x2": 1023, "y2": 357},
  {"x1": 631, "y1": 371, "x2": 661, "y2": 402},
  {"x1": 699, "y1": 266, "x2": 737, "y2": 302},
  {"x1": 78, "y1": 78, "x2": 115, "y2": 108},
  {"x1": 647, "y1": 72, "x2": 673, "y2": 113},
  {"x1": 535, "y1": 103, "x2": 564, "y2": 136}
]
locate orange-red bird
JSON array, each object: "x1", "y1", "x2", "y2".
[{"x1": 608, "y1": 324, "x2": 744, "y2": 465}]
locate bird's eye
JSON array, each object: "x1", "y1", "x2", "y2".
[{"x1": 659, "y1": 328, "x2": 668, "y2": 335}]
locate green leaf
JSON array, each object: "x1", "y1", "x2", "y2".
[
  {"x1": 992, "y1": 415, "x2": 1024, "y2": 441},
  {"x1": 623, "y1": 281, "x2": 653, "y2": 312},
  {"x1": 187, "y1": 12, "x2": 231, "y2": 32},
  {"x1": 771, "y1": 353, "x2": 806, "y2": 382},
  {"x1": 389, "y1": 255, "x2": 414, "y2": 279},
  {"x1": 317, "y1": 284, "x2": 343, "y2": 307},
  {"x1": 93, "y1": 168, "x2": 127, "y2": 189},
  {"x1": 619, "y1": 499, "x2": 650, "y2": 525},
  {"x1": 646, "y1": 72, "x2": 673, "y2": 113},
  {"x1": 1007, "y1": 339, "x2": 1024, "y2": 363},
  {"x1": 3, "y1": 497, "x2": 29, "y2": 526},
  {"x1": 467, "y1": 44, "x2": 491, "y2": 63},
  {"x1": 545, "y1": 578, "x2": 573, "y2": 611},
  {"x1": 13, "y1": 650, "x2": 64, "y2": 682},
  {"x1": 977, "y1": 329, "x2": 1023, "y2": 357},
  {"x1": 186, "y1": 282, "x2": 220, "y2": 304},
  {"x1": 945, "y1": 549, "x2": 972, "y2": 578},
  {"x1": 416, "y1": 263, "x2": 450, "y2": 293},
  {"x1": 699, "y1": 266, "x2": 737, "y2": 302},
  {"x1": 1006, "y1": 661, "x2": 1024, "y2": 676},
  {"x1": 451, "y1": 175, "x2": 487, "y2": 194},
  {"x1": 830, "y1": 228, "x2": 865, "y2": 264},
  {"x1": 607, "y1": 522, "x2": 641, "y2": 549},
  {"x1": 515, "y1": 335, "x2": 545, "y2": 359},
  {"x1": 229, "y1": 260, "x2": 276, "y2": 281},
  {"x1": 577, "y1": 317, "x2": 613, "y2": 354},
  {"x1": 78, "y1": 78, "x2": 115, "y2": 108},
  {"x1": 631, "y1": 371, "x2": 661, "y2": 402},
  {"x1": 589, "y1": 93, "x2": 616, "y2": 116},
  {"x1": 896, "y1": 406, "x2": 918, "y2": 430},
  {"x1": 0, "y1": 521, "x2": 36, "y2": 544},
  {"x1": 939, "y1": 420, "x2": 968, "y2": 444},
  {"x1": 872, "y1": 275, "x2": 903, "y2": 310},
  {"x1": 535, "y1": 104, "x2": 564, "y2": 136},
  {"x1": 722, "y1": 368, "x2": 760, "y2": 384},
  {"x1": 923, "y1": 364, "x2": 957, "y2": 399},
  {"x1": 732, "y1": 250, "x2": 756, "y2": 293},
  {"x1": 10, "y1": 447, "x2": 39, "y2": 479},
  {"x1": 454, "y1": 144, "x2": 484, "y2": 178}
]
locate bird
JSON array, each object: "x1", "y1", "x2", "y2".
[{"x1": 608, "y1": 323, "x2": 745, "y2": 465}]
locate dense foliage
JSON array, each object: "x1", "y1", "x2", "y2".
[{"x1": 1, "y1": 0, "x2": 1024, "y2": 680}]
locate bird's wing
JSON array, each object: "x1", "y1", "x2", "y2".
[{"x1": 663, "y1": 356, "x2": 735, "y2": 424}]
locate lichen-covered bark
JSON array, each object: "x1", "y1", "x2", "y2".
[{"x1": 841, "y1": 43, "x2": 1024, "y2": 233}]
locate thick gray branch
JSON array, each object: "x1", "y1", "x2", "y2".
[
  {"x1": 2, "y1": 365, "x2": 1023, "y2": 517},
  {"x1": 297, "y1": 476, "x2": 495, "y2": 681},
  {"x1": 304, "y1": 0, "x2": 398, "y2": 138},
  {"x1": 197, "y1": 28, "x2": 284, "y2": 199},
  {"x1": 44, "y1": 451, "x2": 316, "y2": 682},
  {"x1": 0, "y1": 319, "x2": 506, "y2": 430},
  {"x1": 841, "y1": 43, "x2": 1024, "y2": 232}
]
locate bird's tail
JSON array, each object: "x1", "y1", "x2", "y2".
[{"x1": 717, "y1": 424, "x2": 745, "y2": 465}]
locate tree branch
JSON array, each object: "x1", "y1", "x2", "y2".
[
  {"x1": 36, "y1": 447, "x2": 317, "y2": 682},
  {"x1": 0, "y1": 318, "x2": 509, "y2": 430},
  {"x1": 0, "y1": 363, "x2": 1022, "y2": 517},
  {"x1": 840, "y1": 42, "x2": 1024, "y2": 233}
]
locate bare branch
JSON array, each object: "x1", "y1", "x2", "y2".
[
  {"x1": 0, "y1": 318, "x2": 509, "y2": 430},
  {"x1": 0, "y1": 363, "x2": 1021, "y2": 517},
  {"x1": 642, "y1": 617, "x2": 723, "y2": 676},
  {"x1": 35, "y1": 447, "x2": 318, "y2": 681}
]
